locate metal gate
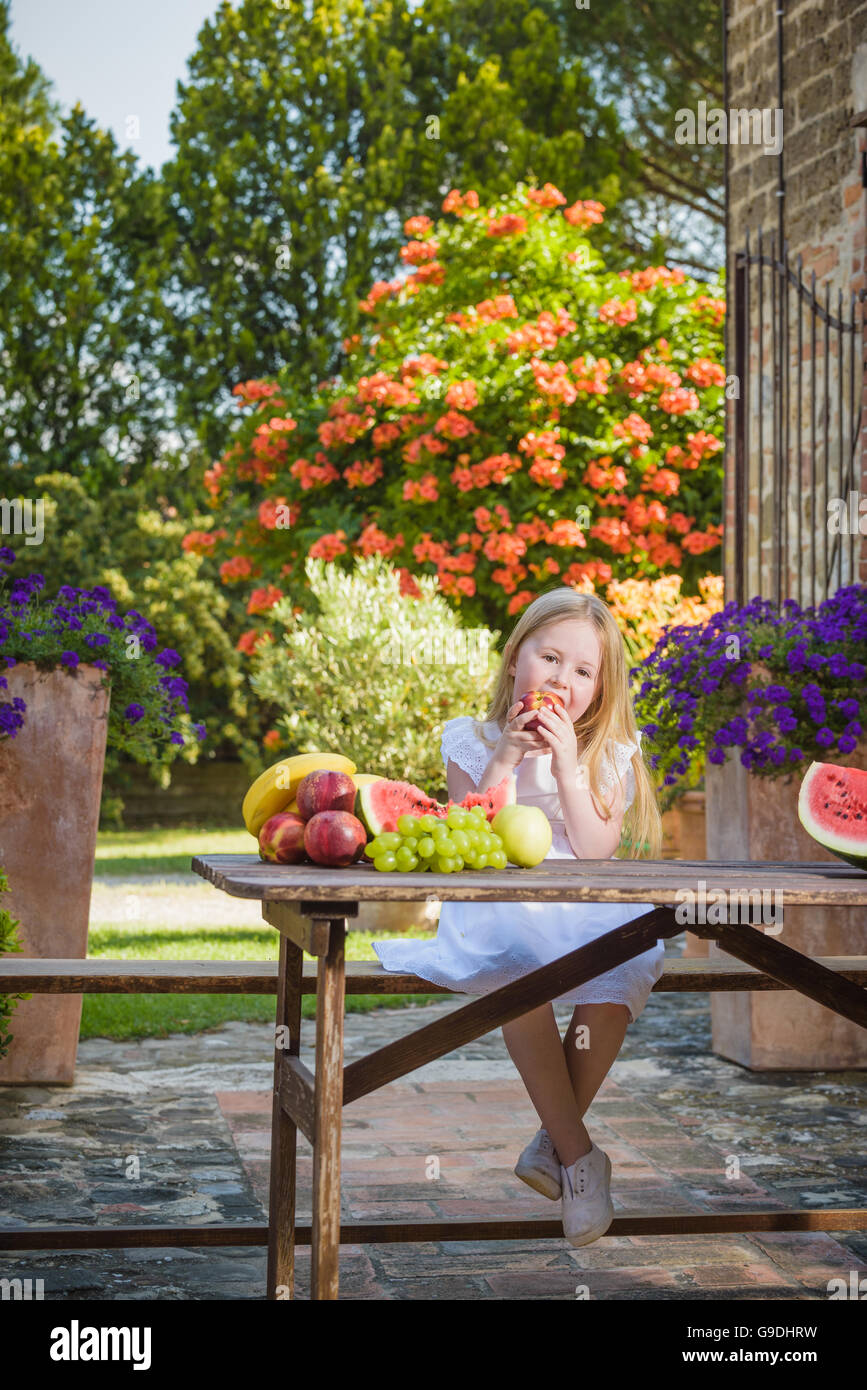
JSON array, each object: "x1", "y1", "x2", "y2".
[{"x1": 732, "y1": 229, "x2": 867, "y2": 609}]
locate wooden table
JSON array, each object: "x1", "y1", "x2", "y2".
[{"x1": 191, "y1": 853, "x2": 867, "y2": 1300}]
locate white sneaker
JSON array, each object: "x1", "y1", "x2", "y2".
[
  {"x1": 560, "y1": 1141, "x2": 614, "y2": 1246},
  {"x1": 514, "y1": 1127, "x2": 562, "y2": 1200}
]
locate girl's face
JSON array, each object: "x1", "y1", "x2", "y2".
[{"x1": 507, "y1": 618, "x2": 601, "y2": 723}]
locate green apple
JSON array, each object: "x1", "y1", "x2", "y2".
[{"x1": 490, "y1": 804, "x2": 552, "y2": 867}]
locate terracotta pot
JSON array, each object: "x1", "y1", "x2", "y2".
[
  {"x1": 669, "y1": 790, "x2": 710, "y2": 958},
  {"x1": 704, "y1": 737, "x2": 867, "y2": 1070},
  {"x1": 0, "y1": 662, "x2": 109, "y2": 1084}
]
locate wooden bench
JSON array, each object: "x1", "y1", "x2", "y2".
[
  {"x1": 2, "y1": 853, "x2": 867, "y2": 1299},
  {"x1": 2, "y1": 954, "x2": 867, "y2": 994}
]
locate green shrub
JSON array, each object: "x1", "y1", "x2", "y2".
[{"x1": 248, "y1": 552, "x2": 501, "y2": 797}]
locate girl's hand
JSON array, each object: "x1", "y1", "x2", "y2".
[
  {"x1": 497, "y1": 701, "x2": 550, "y2": 767},
  {"x1": 534, "y1": 700, "x2": 579, "y2": 781}
]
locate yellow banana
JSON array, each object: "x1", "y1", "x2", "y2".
[{"x1": 242, "y1": 752, "x2": 356, "y2": 839}]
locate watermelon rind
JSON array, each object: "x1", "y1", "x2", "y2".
[
  {"x1": 356, "y1": 779, "x2": 443, "y2": 835},
  {"x1": 356, "y1": 771, "x2": 518, "y2": 835},
  {"x1": 797, "y1": 761, "x2": 867, "y2": 872}
]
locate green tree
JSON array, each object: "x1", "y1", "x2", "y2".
[
  {"x1": 157, "y1": 0, "x2": 643, "y2": 455},
  {"x1": 0, "y1": 2, "x2": 171, "y2": 496},
  {"x1": 560, "y1": 0, "x2": 724, "y2": 274}
]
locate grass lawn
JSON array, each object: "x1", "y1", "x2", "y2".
[
  {"x1": 94, "y1": 825, "x2": 253, "y2": 877},
  {"x1": 84, "y1": 827, "x2": 443, "y2": 1040}
]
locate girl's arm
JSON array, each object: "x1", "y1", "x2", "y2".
[{"x1": 557, "y1": 771, "x2": 625, "y2": 859}]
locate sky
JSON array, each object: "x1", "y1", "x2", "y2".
[{"x1": 9, "y1": 0, "x2": 223, "y2": 172}]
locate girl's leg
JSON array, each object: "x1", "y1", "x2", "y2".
[
  {"x1": 562, "y1": 1003, "x2": 630, "y2": 1121},
  {"x1": 502, "y1": 1004, "x2": 589, "y2": 1168}
]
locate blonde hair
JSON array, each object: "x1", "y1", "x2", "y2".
[{"x1": 473, "y1": 587, "x2": 662, "y2": 859}]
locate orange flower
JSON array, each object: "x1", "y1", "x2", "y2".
[
  {"x1": 434, "y1": 409, "x2": 479, "y2": 441},
  {"x1": 403, "y1": 474, "x2": 439, "y2": 502},
  {"x1": 690, "y1": 295, "x2": 726, "y2": 326},
  {"x1": 236, "y1": 629, "x2": 271, "y2": 655},
  {"x1": 400, "y1": 239, "x2": 440, "y2": 266},
  {"x1": 658, "y1": 386, "x2": 700, "y2": 415},
  {"x1": 507, "y1": 590, "x2": 536, "y2": 615},
  {"x1": 343, "y1": 457, "x2": 384, "y2": 488},
  {"x1": 309, "y1": 530, "x2": 348, "y2": 560},
  {"x1": 612, "y1": 412, "x2": 653, "y2": 444},
  {"x1": 220, "y1": 555, "x2": 257, "y2": 583},
  {"x1": 358, "y1": 279, "x2": 402, "y2": 314},
  {"x1": 598, "y1": 297, "x2": 637, "y2": 327},
  {"x1": 563, "y1": 200, "x2": 605, "y2": 228},
  {"x1": 182, "y1": 528, "x2": 227, "y2": 554},
  {"x1": 686, "y1": 358, "x2": 726, "y2": 388},
  {"x1": 442, "y1": 189, "x2": 480, "y2": 215},
  {"x1": 408, "y1": 261, "x2": 446, "y2": 288},
  {"x1": 525, "y1": 183, "x2": 566, "y2": 208},
  {"x1": 396, "y1": 567, "x2": 422, "y2": 598},
  {"x1": 404, "y1": 215, "x2": 434, "y2": 237},
  {"x1": 486, "y1": 213, "x2": 527, "y2": 238},
  {"x1": 445, "y1": 379, "x2": 479, "y2": 410},
  {"x1": 247, "y1": 585, "x2": 284, "y2": 615},
  {"x1": 642, "y1": 469, "x2": 681, "y2": 497},
  {"x1": 356, "y1": 523, "x2": 403, "y2": 557}
]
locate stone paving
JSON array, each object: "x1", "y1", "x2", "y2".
[{"x1": 1, "y1": 935, "x2": 866, "y2": 1300}]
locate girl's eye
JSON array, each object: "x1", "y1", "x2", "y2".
[{"x1": 543, "y1": 654, "x2": 590, "y2": 678}]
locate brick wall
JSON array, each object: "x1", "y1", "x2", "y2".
[{"x1": 724, "y1": 0, "x2": 867, "y2": 603}]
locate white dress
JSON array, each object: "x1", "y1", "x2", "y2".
[{"x1": 372, "y1": 718, "x2": 666, "y2": 1025}]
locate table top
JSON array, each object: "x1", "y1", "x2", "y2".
[{"x1": 191, "y1": 854, "x2": 867, "y2": 906}]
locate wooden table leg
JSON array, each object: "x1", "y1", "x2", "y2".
[
  {"x1": 692, "y1": 921, "x2": 867, "y2": 1028},
  {"x1": 311, "y1": 918, "x2": 346, "y2": 1300},
  {"x1": 267, "y1": 933, "x2": 303, "y2": 1299}
]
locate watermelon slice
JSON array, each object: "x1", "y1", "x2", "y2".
[
  {"x1": 797, "y1": 762, "x2": 867, "y2": 871},
  {"x1": 356, "y1": 773, "x2": 516, "y2": 835}
]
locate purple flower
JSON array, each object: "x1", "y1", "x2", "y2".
[
  {"x1": 193, "y1": 722, "x2": 207, "y2": 741},
  {"x1": 57, "y1": 585, "x2": 80, "y2": 601},
  {"x1": 61, "y1": 650, "x2": 79, "y2": 668},
  {"x1": 834, "y1": 698, "x2": 860, "y2": 717},
  {"x1": 92, "y1": 660, "x2": 109, "y2": 671},
  {"x1": 84, "y1": 633, "x2": 110, "y2": 648},
  {"x1": 815, "y1": 727, "x2": 836, "y2": 747},
  {"x1": 124, "y1": 703, "x2": 146, "y2": 723},
  {"x1": 155, "y1": 648, "x2": 181, "y2": 670},
  {"x1": 0, "y1": 546, "x2": 16, "y2": 565},
  {"x1": 169, "y1": 732, "x2": 185, "y2": 746}
]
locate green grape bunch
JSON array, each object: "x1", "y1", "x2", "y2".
[{"x1": 364, "y1": 805, "x2": 507, "y2": 874}]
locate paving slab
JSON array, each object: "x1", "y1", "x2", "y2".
[{"x1": 0, "y1": 940, "x2": 865, "y2": 1300}]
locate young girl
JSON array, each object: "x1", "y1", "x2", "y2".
[{"x1": 372, "y1": 587, "x2": 664, "y2": 1247}]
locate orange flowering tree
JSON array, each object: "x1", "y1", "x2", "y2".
[{"x1": 190, "y1": 181, "x2": 725, "y2": 649}]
